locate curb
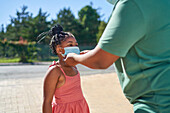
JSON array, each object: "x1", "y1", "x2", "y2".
[{"x1": 0, "y1": 62, "x2": 51, "y2": 66}]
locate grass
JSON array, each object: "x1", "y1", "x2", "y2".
[
  {"x1": 0, "y1": 58, "x2": 20, "y2": 63},
  {"x1": 0, "y1": 56, "x2": 59, "y2": 63}
]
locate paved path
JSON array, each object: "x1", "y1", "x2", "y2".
[{"x1": 0, "y1": 63, "x2": 133, "y2": 113}]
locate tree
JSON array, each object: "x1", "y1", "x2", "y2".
[
  {"x1": 96, "y1": 21, "x2": 107, "y2": 42},
  {"x1": 0, "y1": 39, "x2": 8, "y2": 57},
  {"x1": 5, "y1": 6, "x2": 50, "y2": 43},
  {"x1": 78, "y1": 4, "x2": 101, "y2": 45},
  {"x1": 55, "y1": 8, "x2": 75, "y2": 29},
  {"x1": 0, "y1": 24, "x2": 5, "y2": 40},
  {"x1": 5, "y1": 5, "x2": 32, "y2": 41},
  {"x1": 53, "y1": 8, "x2": 83, "y2": 44},
  {"x1": 29, "y1": 8, "x2": 51, "y2": 43}
]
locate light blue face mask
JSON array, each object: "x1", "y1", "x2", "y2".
[
  {"x1": 107, "y1": 0, "x2": 118, "y2": 5},
  {"x1": 62, "y1": 46, "x2": 80, "y2": 56}
]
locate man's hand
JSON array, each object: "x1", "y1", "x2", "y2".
[
  {"x1": 64, "y1": 53, "x2": 79, "y2": 67},
  {"x1": 57, "y1": 52, "x2": 79, "y2": 67},
  {"x1": 80, "y1": 50, "x2": 90, "y2": 55},
  {"x1": 57, "y1": 52, "x2": 67, "y2": 67}
]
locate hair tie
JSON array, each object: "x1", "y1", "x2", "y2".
[{"x1": 52, "y1": 24, "x2": 63, "y2": 36}]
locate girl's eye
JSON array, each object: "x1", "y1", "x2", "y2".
[{"x1": 67, "y1": 43, "x2": 78, "y2": 46}]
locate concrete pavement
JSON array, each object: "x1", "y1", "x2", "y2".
[{"x1": 0, "y1": 63, "x2": 133, "y2": 113}]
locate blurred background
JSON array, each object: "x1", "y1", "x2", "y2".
[
  {"x1": 0, "y1": 1, "x2": 134, "y2": 113},
  {"x1": 0, "y1": 0, "x2": 113, "y2": 63}
]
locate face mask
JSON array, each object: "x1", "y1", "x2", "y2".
[
  {"x1": 62, "y1": 46, "x2": 80, "y2": 56},
  {"x1": 107, "y1": 0, "x2": 118, "y2": 5}
]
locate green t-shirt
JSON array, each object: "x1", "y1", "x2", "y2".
[{"x1": 98, "y1": 0, "x2": 170, "y2": 112}]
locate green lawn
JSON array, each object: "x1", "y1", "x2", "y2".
[
  {"x1": 0, "y1": 58, "x2": 20, "y2": 63},
  {"x1": 0, "y1": 57, "x2": 58, "y2": 63}
]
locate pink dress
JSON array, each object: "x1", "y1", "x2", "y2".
[{"x1": 51, "y1": 64, "x2": 90, "y2": 113}]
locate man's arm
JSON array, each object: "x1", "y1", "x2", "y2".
[{"x1": 65, "y1": 45, "x2": 120, "y2": 69}]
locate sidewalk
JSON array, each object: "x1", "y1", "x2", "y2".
[
  {"x1": 81, "y1": 73, "x2": 133, "y2": 113},
  {"x1": 0, "y1": 72, "x2": 133, "y2": 113}
]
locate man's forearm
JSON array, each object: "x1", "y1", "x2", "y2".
[
  {"x1": 74, "y1": 49, "x2": 103, "y2": 69},
  {"x1": 66, "y1": 46, "x2": 119, "y2": 69}
]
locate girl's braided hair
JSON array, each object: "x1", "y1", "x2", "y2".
[{"x1": 37, "y1": 24, "x2": 75, "y2": 55}]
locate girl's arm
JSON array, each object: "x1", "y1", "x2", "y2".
[
  {"x1": 64, "y1": 46, "x2": 120, "y2": 69},
  {"x1": 42, "y1": 66, "x2": 61, "y2": 113}
]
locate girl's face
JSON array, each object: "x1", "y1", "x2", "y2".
[
  {"x1": 56, "y1": 37, "x2": 78, "y2": 55},
  {"x1": 60, "y1": 37, "x2": 78, "y2": 48}
]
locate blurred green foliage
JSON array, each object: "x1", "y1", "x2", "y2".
[
  {"x1": 0, "y1": 4, "x2": 109, "y2": 63},
  {"x1": 0, "y1": 38, "x2": 38, "y2": 63}
]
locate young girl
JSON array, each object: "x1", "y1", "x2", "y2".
[{"x1": 41, "y1": 25, "x2": 90, "y2": 113}]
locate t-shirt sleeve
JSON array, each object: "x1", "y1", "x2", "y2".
[{"x1": 98, "y1": 0, "x2": 146, "y2": 57}]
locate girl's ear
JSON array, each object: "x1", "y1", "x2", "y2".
[{"x1": 56, "y1": 45, "x2": 65, "y2": 54}]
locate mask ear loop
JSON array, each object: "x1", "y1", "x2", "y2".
[{"x1": 59, "y1": 46, "x2": 65, "y2": 57}]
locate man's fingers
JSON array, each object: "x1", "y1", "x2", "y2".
[
  {"x1": 80, "y1": 50, "x2": 90, "y2": 54},
  {"x1": 58, "y1": 52, "x2": 69, "y2": 67}
]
